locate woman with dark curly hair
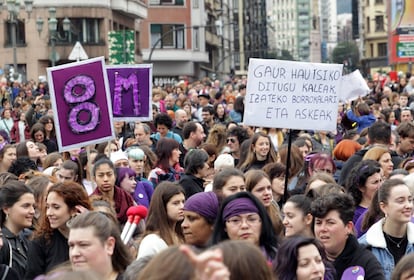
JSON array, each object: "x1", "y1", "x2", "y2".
[{"x1": 344, "y1": 159, "x2": 383, "y2": 224}]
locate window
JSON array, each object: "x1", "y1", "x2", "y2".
[
  {"x1": 375, "y1": 0, "x2": 383, "y2": 4},
  {"x1": 149, "y1": 0, "x2": 184, "y2": 6},
  {"x1": 366, "y1": 16, "x2": 370, "y2": 33},
  {"x1": 375, "y1": 15, "x2": 384, "y2": 32},
  {"x1": 192, "y1": 0, "x2": 199, "y2": 8},
  {"x1": 5, "y1": 19, "x2": 26, "y2": 46},
  {"x1": 150, "y1": 24, "x2": 185, "y2": 49},
  {"x1": 378, "y1": 42, "x2": 387, "y2": 56},
  {"x1": 69, "y1": 18, "x2": 101, "y2": 44}
]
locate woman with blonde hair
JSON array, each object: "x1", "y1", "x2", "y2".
[
  {"x1": 363, "y1": 146, "x2": 394, "y2": 178},
  {"x1": 205, "y1": 124, "x2": 228, "y2": 154}
]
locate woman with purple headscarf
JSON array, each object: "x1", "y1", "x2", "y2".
[{"x1": 181, "y1": 192, "x2": 219, "y2": 248}]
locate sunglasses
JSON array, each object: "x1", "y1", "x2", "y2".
[{"x1": 227, "y1": 138, "x2": 236, "y2": 144}]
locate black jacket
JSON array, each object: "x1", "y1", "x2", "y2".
[
  {"x1": 179, "y1": 174, "x2": 205, "y2": 199},
  {"x1": 333, "y1": 235, "x2": 385, "y2": 280},
  {"x1": 24, "y1": 229, "x2": 69, "y2": 280},
  {"x1": 0, "y1": 227, "x2": 30, "y2": 279}
]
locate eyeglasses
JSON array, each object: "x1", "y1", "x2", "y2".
[
  {"x1": 226, "y1": 214, "x2": 261, "y2": 227},
  {"x1": 227, "y1": 138, "x2": 236, "y2": 144}
]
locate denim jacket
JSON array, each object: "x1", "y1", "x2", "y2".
[{"x1": 358, "y1": 219, "x2": 414, "y2": 280}]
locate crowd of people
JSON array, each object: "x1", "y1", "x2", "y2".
[{"x1": 0, "y1": 73, "x2": 414, "y2": 279}]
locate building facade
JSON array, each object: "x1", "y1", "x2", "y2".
[{"x1": 0, "y1": 0, "x2": 146, "y2": 82}]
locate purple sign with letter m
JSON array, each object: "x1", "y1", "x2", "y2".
[{"x1": 106, "y1": 64, "x2": 153, "y2": 122}]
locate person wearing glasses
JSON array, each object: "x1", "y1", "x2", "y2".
[
  {"x1": 212, "y1": 191, "x2": 278, "y2": 267},
  {"x1": 225, "y1": 126, "x2": 249, "y2": 166}
]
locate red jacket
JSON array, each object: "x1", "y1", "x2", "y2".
[{"x1": 10, "y1": 121, "x2": 31, "y2": 143}]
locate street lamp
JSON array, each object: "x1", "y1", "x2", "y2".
[
  {"x1": 36, "y1": 7, "x2": 71, "y2": 66},
  {"x1": 6, "y1": 0, "x2": 33, "y2": 79}
]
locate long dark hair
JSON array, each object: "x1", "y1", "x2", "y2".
[
  {"x1": 0, "y1": 181, "x2": 33, "y2": 227},
  {"x1": 212, "y1": 191, "x2": 278, "y2": 259},
  {"x1": 155, "y1": 138, "x2": 180, "y2": 171},
  {"x1": 276, "y1": 236, "x2": 335, "y2": 280},
  {"x1": 143, "y1": 181, "x2": 184, "y2": 245}
]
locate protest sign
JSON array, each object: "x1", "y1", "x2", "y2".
[
  {"x1": 338, "y1": 70, "x2": 370, "y2": 102},
  {"x1": 47, "y1": 57, "x2": 115, "y2": 152},
  {"x1": 106, "y1": 64, "x2": 152, "y2": 122},
  {"x1": 244, "y1": 59, "x2": 343, "y2": 131}
]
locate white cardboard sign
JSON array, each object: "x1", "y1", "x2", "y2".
[{"x1": 244, "y1": 58, "x2": 343, "y2": 131}]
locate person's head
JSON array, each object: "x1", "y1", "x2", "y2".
[
  {"x1": 212, "y1": 240, "x2": 275, "y2": 280},
  {"x1": 96, "y1": 141, "x2": 119, "y2": 157},
  {"x1": 400, "y1": 107, "x2": 413, "y2": 123},
  {"x1": 397, "y1": 122, "x2": 414, "y2": 155},
  {"x1": 30, "y1": 122, "x2": 46, "y2": 143},
  {"x1": 8, "y1": 156, "x2": 37, "y2": 177},
  {"x1": 363, "y1": 146, "x2": 393, "y2": 178},
  {"x1": 226, "y1": 126, "x2": 249, "y2": 154},
  {"x1": 43, "y1": 152, "x2": 63, "y2": 170},
  {"x1": 154, "y1": 113, "x2": 173, "y2": 137},
  {"x1": 38, "y1": 115, "x2": 55, "y2": 135},
  {"x1": 245, "y1": 169, "x2": 273, "y2": 208},
  {"x1": 263, "y1": 162, "x2": 286, "y2": 202},
  {"x1": 68, "y1": 211, "x2": 132, "y2": 276},
  {"x1": 311, "y1": 192, "x2": 355, "y2": 260},
  {"x1": 0, "y1": 144, "x2": 16, "y2": 170},
  {"x1": 347, "y1": 159, "x2": 382, "y2": 207},
  {"x1": 282, "y1": 195, "x2": 313, "y2": 237},
  {"x1": 293, "y1": 138, "x2": 311, "y2": 158},
  {"x1": 36, "y1": 181, "x2": 91, "y2": 240},
  {"x1": 201, "y1": 106, "x2": 215, "y2": 123},
  {"x1": 126, "y1": 147, "x2": 146, "y2": 176},
  {"x1": 144, "y1": 181, "x2": 185, "y2": 245},
  {"x1": 279, "y1": 144, "x2": 305, "y2": 179},
  {"x1": 305, "y1": 172, "x2": 336, "y2": 195},
  {"x1": 0, "y1": 181, "x2": 34, "y2": 231},
  {"x1": 183, "y1": 149, "x2": 209, "y2": 178},
  {"x1": 333, "y1": 139, "x2": 362, "y2": 161},
  {"x1": 367, "y1": 121, "x2": 391, "y2": 145},
  {"x1": 57, "y1": 160, "x2": 80, "y2": 183},
  {"x1": 276, "y1": 236, "x2": 327, "y2": 280},
  {"x1": 136, "y1": 246, "x2": 194, "y2": 280},
  {"x1": 174, "y1": 109, "x2": 188, "y2": 128},
  {"x1": 212, "y1": 191, "x2": 277, "y2": 259},
  {"x1": 92, "y1": 158, "x2": 116, "y2": 194},
  {"x1": 399, "y1": 93, "x2": 409, "y2": 107},
  {"x1": 214, "y1": 154, "x2": 235, "y2": 171},
  {"x1": 212, "y1": 167, "x2": 246, "y2": 199},
  {"x1": 115, "y1": 167, "x2": 136, "y2": 194},
  {"x1": 109, "y1": 150, "x2": 129, "y2": 168},
  {"x1": 304, "y1": 152, "x2": 336, "y2": 178},
  {"x1": 26, "y1": 174, "x2": 55, "y2": 220},
  {"x1": 391, "y1": 253, "x2": 414, "y2": 280},
  {"x1": 134, "y1": 123, "x2": 151, "y2": 145},
  {"x1": 378, "y1": 178, "x2": 412, "y2": 225},
  {"x1": 182, "y1": 192, "x2": 219, "y2": 247},
  {"x1": 182, "y1": 121, "x2": 205, "y2": 146},
  {"x1": 155, "y1": 138, "x2": 181, "y2": 170},
  {"x1": 240, "y1": 132, "x2": 278, "y2": 170},
  {"x1": 16, "y1": 140, "x2": 40, "y2": 162}
]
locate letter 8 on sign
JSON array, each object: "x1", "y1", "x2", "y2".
[{"x1": 63, "y1": 75, "x2": 100, "y2": 134}]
